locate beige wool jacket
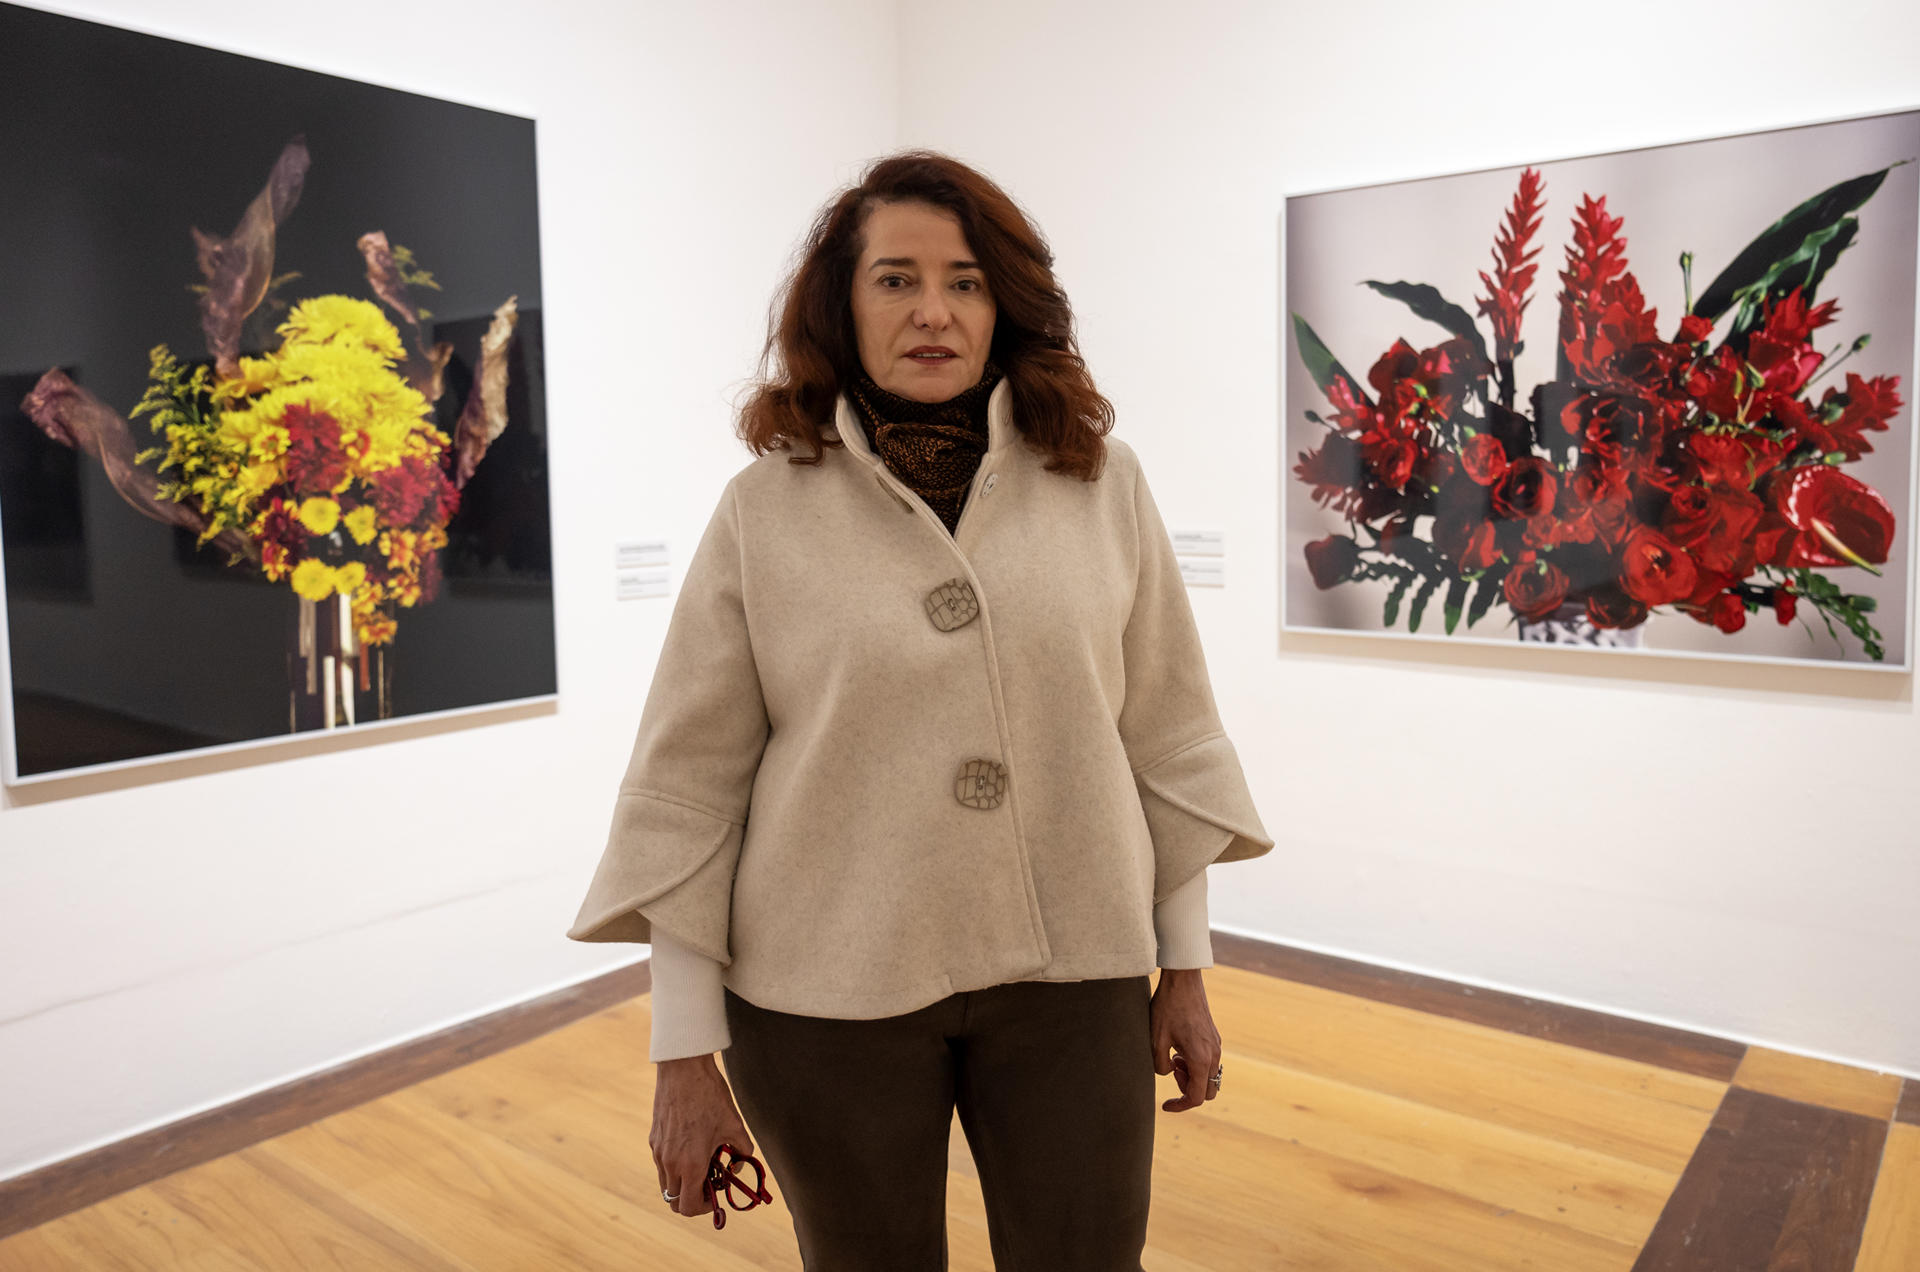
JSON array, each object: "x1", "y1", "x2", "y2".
[{"x1": 566, "y1": 378, "x2": 1274, "y2": 1019}]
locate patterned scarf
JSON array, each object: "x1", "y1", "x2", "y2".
[{"x1": 848, "y1": 363, "x2": 1003, "y2": 535}]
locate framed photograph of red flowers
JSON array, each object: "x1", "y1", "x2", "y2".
[
  {"x1": 1283, "y1": 108, "x2": 1919, "y2": 669},
  {"x1": 0, "y1": 5, "x2": 555, "y2": 783}
]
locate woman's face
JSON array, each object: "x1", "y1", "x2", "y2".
[{"x1": 850, "y1": 200, "x2": 997, "y2": 402}]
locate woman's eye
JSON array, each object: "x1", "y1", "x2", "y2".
[
  {"x1": 956, "y1": 278, "x2": 982, "y2": 292},
  {"x1": 879, "y1": 275, "x2": 909, "y2": 289}
]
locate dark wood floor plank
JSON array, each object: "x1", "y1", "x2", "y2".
[
  {"x1": 1629, "y1": 1087, "x2": 1886, "y2": 1272},
  {"x1": 1212, "y1": 932, "x2": 1747, "y2": 1081},
  {"x1": 0, "y1": 960, "x2": 650, "y2": 1241},
  {"x1": 1897, "y1": 1079, "x2": 1920, "y2": 1127}
]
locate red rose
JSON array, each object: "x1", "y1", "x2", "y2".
[
  {"x1": 1768, "y1": 466, "x2": 1896, "y2": 569},
  {"x1": 1668, "y1": 487, "x2": 1763, "y2": 577},
  {"x1": 1432, "y1": 507, "x2": 1501, "y2": 571},
  {"x1": 1586, "y1": 585, "x2": 1648, "y2": 630},
  {"x1": 1503, "y1": 559, "x2": 1570, "y2": 620},
  {"x1": 1492, "y1": 457, "x2": 1559, "y2": 520},
  {"x1": 1619, "y1": 527, "x2": 1699, "y2": 607},
  {"x1": 1675, "y1": 313, "x2": 1713, "y2": 345},
  {"x1": 1303, "y1": 535, "x2": 1362, "y2": 589},
  {"x1": 1773, "y1": 588, "x2": 1796, "y2": 625},
  {"x1": 1363, "y1": 435, "x2": 1421, "y2": 491},
  {"x1": 1707, "y1": 591, "x2": 1746, "y2": 633},
  {"x1": 1460, "y1": 434, "x2": 1509, "y2": 486}
]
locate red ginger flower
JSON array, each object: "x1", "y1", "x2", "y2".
[
  {"x1": 1476, "y1": 167, "x2": 1545, "y2": 363},
  {"x1": 1809, "y1": 372, "x2": 1904, "y2": 460},
  {"x1": 1557, "y1": 195, "x2": 1671, "y2": 390}
]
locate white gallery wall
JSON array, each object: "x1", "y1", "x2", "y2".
[
  {"x1": 893, "y1": 0, "x2": 1920, "y2": 1077},
  {"x1": 0, "y1": 0, "x2": 897, "y2": 1181},
  {"x1": 4, "y1": 0, "x2": 1919, "y2": 1191}
]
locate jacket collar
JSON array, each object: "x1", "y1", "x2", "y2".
[{"x1": 828, "y1": 375, "x2": 1016, "y2": 466}]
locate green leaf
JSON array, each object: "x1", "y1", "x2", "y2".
[
  {"x1": 1360, "y1": 280, "x2": 1491, "y2": 366},
  {"x1": 1465, "y1": 566, "x2": 1505, "y2": 628},
  {"x1": 1442, "y1": 575, "x2": 1470, "y2": 635},
  {"x1": 1291, "y1": 312, "x2": 1369, "y2": 406},
  {"x1": 1382, "y1": 576, "x2": 1411, "y2": 628},
  {"x1": 1693, "y1": 166, "x2": 1896, "y2": 323},
  {"x1": 1406, "y1": 577, "x2": 1437, "y2": 633}
]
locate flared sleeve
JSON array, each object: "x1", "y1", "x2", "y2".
[
  {"x1": 566, "y1": 480, "x2": 770, "y2": 962},
  {"x1": 1119, "y1": 457, "x2": 1274, "y2": 904}
]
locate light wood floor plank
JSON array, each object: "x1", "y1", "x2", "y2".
[
  {"x1": 0, "y1": 1184, "x2": 260, "y2": 1272},
  {"x1": 1147, "y1": 1109, "x2": 1642, "y2": 1272},
  {"x1": 1855, "y1": 1122, "x2": 1920, "y2": 1271},
  {"x1": 1204, "y1": 966, "x2": 1724, "y2": 1172},
  {"x1": 1734, "y1": 1047, "x2": 1906, "y2": 1121},
  {"x1": 250, "y1": 1096, "x2": 769, "y2": 1271},
  {"x1": 1202, "y1": 1049, "x2": 1678, "y2": 1245}
]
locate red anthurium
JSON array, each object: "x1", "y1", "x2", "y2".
[{"x1": 1769, "y1": 466, "x2": 1896, "y2": 570}]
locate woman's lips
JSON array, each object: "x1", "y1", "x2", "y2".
[{"x1": 908, "y1": 351, "x2": 956, "y2": 363}]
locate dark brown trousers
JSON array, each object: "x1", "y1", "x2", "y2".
[{"x1": 720, "y1": 975, "x2": 1157, "y2": 1271}]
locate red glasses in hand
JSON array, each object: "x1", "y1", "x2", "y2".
[{"x1": 703, "y1": 1141, "x2": 774, "y2": 1231}]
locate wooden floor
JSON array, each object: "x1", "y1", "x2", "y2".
[{"x1": 2, "y1": 961, "x2": 1915, "y2": 1270}]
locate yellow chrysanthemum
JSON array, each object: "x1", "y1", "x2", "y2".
[
  {"x1": 290, "y1": 557, "x2": 336, "y2": 601},
  {"x1": 277, "y1": 295, "x2": 406, "y2": 361},
  {"x1": 333, "y1": 561, "x2": 368, "y2": 596},
  {"x1": 343, "y1": 505, "x2": 379, "y2": 544},
  {"x1": 297, "y1": 497, "x2": 341, "y2": 536}
]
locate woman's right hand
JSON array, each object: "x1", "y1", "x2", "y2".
[{"x1": 651, "y1": 1054, "x2": 755, "y2": 1220}]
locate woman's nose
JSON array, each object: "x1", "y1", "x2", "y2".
[{"x1": 914, "y1": 293, "x2": 950, "y2": 329}]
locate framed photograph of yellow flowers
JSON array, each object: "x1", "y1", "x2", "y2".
[{"x1": 0, "y1": 4, "x2": 555, "y2": 783}]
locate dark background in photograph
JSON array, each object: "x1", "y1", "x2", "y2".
[{"x1": 0, "y1": 2, "x2": 554, "y2": 778}]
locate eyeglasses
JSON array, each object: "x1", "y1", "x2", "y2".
[{"x1": 704, "y1": 1141, "x2": 774, "y2": 1231}]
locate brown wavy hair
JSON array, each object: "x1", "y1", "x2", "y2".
[{"x1": 736, "y1": 150, "x2": 1112, "y2": 480}]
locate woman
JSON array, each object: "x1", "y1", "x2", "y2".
[{"x1": 567, "y1": 151, "x2": 1272, "y2": 1270}]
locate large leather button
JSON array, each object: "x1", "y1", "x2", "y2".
[
  {"x1": 955, "y1": 758, "x2": 1008, "y2": 810},
  {"x1": 925, "y1": 578, "x2": 979, "y2": 632}
]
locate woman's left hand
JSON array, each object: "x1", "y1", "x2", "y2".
[{"x1": 1150, "y1": 967, "x2": 1223, "y2": 1112}]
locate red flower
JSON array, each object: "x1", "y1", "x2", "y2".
[
  {"x1": 1433, "y1": 506, "x2": 1501, "y2": 571},
  {"x1": 1557, "y1": 195, "x2": 1673, "y2": 389},
  {"x1": 1707, "y1": 591, "x2": 1747, "y2": 634},
  {"x1": 1476, "y1": 167, "x2": 1546, "y2": 363},
  {"x1": 1504, "y1": 559, "x2": 1570, "y2": 620},
  {"x1": 1586, "y1": 585, "x2": 1648, "y2": 630},
  {"x1": 1767, "y1": 466, "x2": 1896, "y2": 568},
  {"x1": 1460, "y1": 434, "x2": 1509, "y2": 486},
  {"x1": 1293, "y1": 434, "x2": 1366, "y2": 513},
  {"x1": 1492, "y1": 457, "x2": 1559, "y2": 520},
  {"x1": 1810, "y1": 373, "x2": 1904, "y2": 460},
  {"x1": 1619, "y1": 526, "x2": 1699, "y2": 607},
  {"x1": 1686, "y1": 432, "x2": 1787, "y2": 489},
  {"x1": 1666, "y1": 485, "x2": 1764, "y2": 577},
  {"x1": 1773, "y1": 587, "x2": 1796, "y2": 625},
  {"x1": 1363, "y1": 434, "x2": 1422, "y2": 491},
  {"x1": 1304, "y1": 535, "x2": 1362, "y2": 589},
  {"x1": 1675, "y1": 313, "x2": 1714, "y2": 345},
  {"x1": 282, "y1": 402, "x2": 350, "y2": 497}
]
